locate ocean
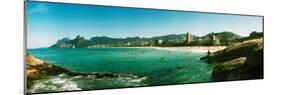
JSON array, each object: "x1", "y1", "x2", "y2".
[{"x1": 27, "y1": 48, "x2": 213, "y2": 93}]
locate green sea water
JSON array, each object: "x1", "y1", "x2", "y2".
[{"x1": 28, "y1": 48, "x2": 213, "y2": 93}]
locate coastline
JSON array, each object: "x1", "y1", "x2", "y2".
[
  {"x1": 86, "y1": 46, "x2": 227, "y2": 53},
  {"x1": 29, "y1": 46, "x2": 227, "y2": 54},
  {"x1": 151, "y1": 46, "x2": 227, "y2": 53}
]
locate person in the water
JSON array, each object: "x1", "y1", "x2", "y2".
[{"x1": 160, "y1": 57, "x2": 167, "y2": 62}]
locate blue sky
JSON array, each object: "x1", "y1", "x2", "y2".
[{"x1": 26, "y1": 1, "x2": 263, "y2": 48}]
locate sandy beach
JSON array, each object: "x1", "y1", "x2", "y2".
[
  {"x1": 89, "y1": 46, "x2": 227, "y2": 53},
  {"x1": 151, "y1": 46, "x2": 227, "y2": 53}
]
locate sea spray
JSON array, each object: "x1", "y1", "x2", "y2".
[
  {"x1": 30, "y1": 73, "x2": 147, "y2": 93},
  {"x1": 30, "y1": 74, "x2": 81, "y2": 93}
]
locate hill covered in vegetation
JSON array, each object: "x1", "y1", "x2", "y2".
[{"x1": 50, "y1": 31, "x2": 252, "y2": 48}]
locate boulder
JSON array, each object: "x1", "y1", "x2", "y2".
[
  {"x1": 26, "y1": 53, "x2": 139, "y2": 90},
  {"x1": 200, "y1": 38, "x2": 263, "y2": 81},
  {"x1": 212, "y1": 57, "x2": 246, "y2": 81},
  {"x1": 26, "y1": 54, "x2": 71, "y2": 89},
  {"x1": 201, "y1": 39, "x2": 263, "y2": 63}
]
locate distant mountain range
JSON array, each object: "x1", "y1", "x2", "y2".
[{"x1": 50, "y1": 31, "x2": 247, "y2": 48}]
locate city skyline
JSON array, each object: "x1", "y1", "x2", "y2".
[{"x1": 27, "y1": 1, "x2": 263, "y2": 48}]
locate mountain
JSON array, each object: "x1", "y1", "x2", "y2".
[
  {"x1": 50, "y1": 35, "x2": 91, "y2": 48},
  {"x1": 50, "y1": 31, "x2": 245, "y2": 48},
  {"x1": 202, "y1": 31, "x2": 242, "y2": 45},
  {"x1": 151, "y1": 34, "x2": 186, "y2": 40},
  {"x1": 204, "y1": 31, "x2": 241, "y2": 39},
  {"x1": 239, "y1": 31, "x2": 263, "y2": 41}
]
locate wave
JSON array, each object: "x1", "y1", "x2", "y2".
[
  {"x1": 30, "y1": 74, "x2": 81, "y2": 93},
  {"x1": 30, "y1": 73, "x2": 147, "y2": 93}
]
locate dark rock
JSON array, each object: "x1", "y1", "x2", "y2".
[
  {"x1": 212, "y1": 57, "x2": 246, "y2": 81},
  {"x1": 201, "y1": 39, "x2": 263, "y2": 63},
  {"x1": 201, "y1": 38, "x2": 263, "y2": 81},
  {"x1": 241, "y1": 48, "x2": 263, "y2": 79},
  {"x1": 26, "y1": 54, "x2": 133, "y2": 91},
  {"x1": 26, "y1": 54, "x2": 72, "y2": 89}
]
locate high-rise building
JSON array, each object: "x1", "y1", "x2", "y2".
[
  {"x1": 210, "y1": 34, "x2": 220, "y2": 46},
  {"x1": 154, "y1": 39, "x2": 163, "y2": 46},
  {"x1": 186, "y1": 32, "x2": 192, "y2": 43}
]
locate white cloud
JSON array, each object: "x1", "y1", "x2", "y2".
[{"x1": 27, "y1": 3, "x2": 49, "y2": 14}]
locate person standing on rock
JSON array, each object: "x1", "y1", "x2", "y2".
[{"x1": 207, "y1": 50, "x2": 211, "y2": 55}]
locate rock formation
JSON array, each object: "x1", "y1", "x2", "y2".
[
  {"x1": 26, "y1": 53, "x2": 72, "y2": 89},
  {"x1": 200, "y1": 38, "x2": 263, "y2": 81},
  {"x1": 26, "y1": 53, "x2": 136, "y2": 91}
]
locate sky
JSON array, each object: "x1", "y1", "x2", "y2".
[{"x1": 26, "y1": 1, "x2": 263, "y2": 49}]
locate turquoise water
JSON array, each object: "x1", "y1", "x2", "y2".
[{"x1": 28, "y1": 48, "x2": 213, "y2": 93}]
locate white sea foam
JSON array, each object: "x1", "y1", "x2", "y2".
[
  {"x1": 129, "y1": 77, "x2": 148, "y2": 83},
  {"x1": 51, "y1": 77, "x2": 67, "y2": 84},
  {"x1": 73, "y1": 75, "x2": 82, "y2": 79},
  {"x1": 112, "y1": 77, "x2": 146, "y2": 87},
  {"x1": 30, "y1": 73, "x2": 147, "y2": 93},
  {"x1": 59, "y1": 81, "x2": 81, "y2": 91},
  {"x1": 30, "y1": 74, "x2": 81, "y2": 93}
]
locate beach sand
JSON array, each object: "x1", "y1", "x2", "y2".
[
  {"x1": 151, "y1": 46, "x2": 227, "y2": 53},
  {"x1": 99, "y1": 46, "x2": 227, "y2": 53}
]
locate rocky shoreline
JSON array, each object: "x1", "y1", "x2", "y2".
[
  {"x1": 200, "y1": 38, "x2": 263, "y2": 81},
  {"x1": 26, "y1": 53, "x2": 70, "y2": 89},
  {"x1": 26, "y1": 53, "x2": 138, "y2": 92}
]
